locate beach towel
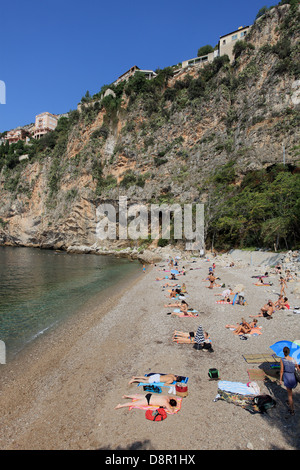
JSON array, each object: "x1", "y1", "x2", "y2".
[
  {"x1": 242, "y1": 354, "x2": 279, "y2": 364},
  {"x1": 217, "y1": 380, "x2": 259, "y2": 396},
  {"x1": 216, "y1": 300, "x2": 233, "y2": 304},
  {"x1": 215, "y1": 390, "x2": 261, "y2": 414},
  {"x1": 248, "y1": 327, "x2": 262, "y2": 336},
  {"x1": 128, "y1": 397, "x2": 182, "y2": 414},
  {"x1": 254, "y1": 283, "x2": 272, "y2": 286},
  {"x1": 138, "y1": 374, "x2": 189, "y2": 388},
  {"x1": 247, "y1": 369, "x2": 266, "y2": 381},
  {"x1": 172, "y1": 308, "x2": 198, "y2": 317}
]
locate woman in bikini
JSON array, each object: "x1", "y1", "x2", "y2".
[
  {"x1": 171, "y1": 301, "x2": 197, "y2": 316},
  {"x1": 115, "y1": 394, "x2": 178, "y2": 413},
  {"x1": 225, "y1": 318, "x2": 251, "y2": 335}
]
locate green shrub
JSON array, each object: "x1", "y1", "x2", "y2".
[{"x1": 197, "y1": 45, "x2": 214, "y2": 57}]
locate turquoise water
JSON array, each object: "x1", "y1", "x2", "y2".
[{"x1": 0, "y1": 246, "x2": 140, "y2": 360}]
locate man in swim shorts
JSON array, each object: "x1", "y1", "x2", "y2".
[{"x1": 128, "y1": 373, "x2": 178, "y2": 385}]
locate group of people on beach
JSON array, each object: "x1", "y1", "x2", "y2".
[
  {"x1": 116, "y1": 255, "x2": 299, "y2": 417},
  {"x1": 203, "y1": 257, "x2": 300, "y2": 416}
]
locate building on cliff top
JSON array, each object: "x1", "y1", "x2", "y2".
[
  {"x1": 33, "y1": 112, "x2": 58, "y2": 139},
  {"x1": 5, "y1": 127, "x2": 31, "y2": 144},
  {"x1": 182, "y1": 25, "x2": 250, "y2": 69},
  {"x1": 113, "y1": 65, "x2": 157, "y2": 86},
  {"x1": 219, "y1": 25, "x2": 250, "y2": 62}
]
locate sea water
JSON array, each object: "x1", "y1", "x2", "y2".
[{"x1": 0, "y1": 246, "x2": 140, "y2": 360}]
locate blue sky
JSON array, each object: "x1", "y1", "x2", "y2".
[{"x1": 0, "y1": 0, "x2": 276, "y2": 132}]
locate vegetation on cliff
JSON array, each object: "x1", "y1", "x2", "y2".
[{"x1": 0, "y1": 0, "x2": 299, "y2": 251}]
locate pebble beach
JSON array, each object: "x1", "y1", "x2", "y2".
[{"x1": 0, "y1": 250, "x2": 300, "y2": 451}]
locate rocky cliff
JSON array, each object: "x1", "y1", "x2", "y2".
[{"x1": 0, "y1": 3, "x2": 299, "y2": 256}]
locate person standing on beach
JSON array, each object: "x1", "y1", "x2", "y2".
[
  {"x1": 280, "y1": 277, "x2": 287, "y2": 296},
  {"x1": 279, "y1": 347, "x2": 300, "y2": 415},
  {"x1": 207, "y1": 272, "x2": 216, "y2": 289}
]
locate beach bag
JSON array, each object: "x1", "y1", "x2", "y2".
[
  {"x1": 145, "y1": 407, "x2": 167, "y2": 421},
  {"x1": 208, "y1": 368, "x2": 219, "y2": 380},
  {"x1": 175, "y1": 383, "x2": 188, "y2": 397},
  {"x1": 143, "y1": 385, "x2": 162, "y2": 393},
  {"x1": 253, "y1": 395, "x2": 276, "y2": 413},
  {"x1": 295, "y1": 368, "x2": 300, "y2": 383}
]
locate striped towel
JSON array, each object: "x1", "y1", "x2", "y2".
[{"x1": 195, "y1": 325, "x2": 205, "y2": 344}]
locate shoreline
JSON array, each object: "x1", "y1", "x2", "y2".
[{"x1": 0, "y1": 254, "x2": 299, "y2": 450}]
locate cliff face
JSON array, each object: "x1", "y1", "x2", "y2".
[{"x1": 0, "y1": 4, "x2": 299, "y2": 252}]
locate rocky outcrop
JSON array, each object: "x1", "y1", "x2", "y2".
[{"x1": 0, "y1": 4, "x2": 299, "y2": 253}]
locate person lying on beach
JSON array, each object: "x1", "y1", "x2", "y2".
[
  {"x1": 155, "y1": 276, "x2": 169, "y2": 281},
  {"x1": 164, "y1": 300, "x2": 185, "y2": 308},
  {"x1": 214, "y1": 288, "x2": 232, "y2": 300},
  {"x1": 115, "y1": 394, "x2": 178, "y2": 413},
  {"x1": 165, "y1": 289, "x2": 178, "y2": 299},
  {"x1": 171, "y1": 310, "x2": 197, "y2": 317},
  {"x1": 254, "y1": 277, "x2": 272, "y2": 286},
  {"x1": 225, "y1": 318, "x2": 252, "y2": 335},
  {"x1": 172, "y1": 330, "x2": 212, "y2": 347},
  {"x1": 128, "y1": 373, "x2": 178, "y2": 385},
  {"x1": 162, "y1": 282, "x2": 179, "y2": 288},
  {"x1": 249, "y1": 300, "x2": 275, "y2": 319},
  {"x1": 275, "y1": 264, "x2": 282, "y2": 274},
  {"x1": 170, "y1": 301, "x2": 190, "y2": 316}
]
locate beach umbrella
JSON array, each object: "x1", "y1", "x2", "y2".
[
  {"x1": 269, "y1": 340, "x2": 300, "y2": 364},
  {"x1": 171, "y1": 269, "x2": 179, "y2": 275},
  {"x1": 195, "y1": 325, "x2": 205, "y2": 344}
]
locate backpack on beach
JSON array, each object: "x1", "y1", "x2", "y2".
[
  {"x1": 208, "y1": 368, "x2": 220, "y2": 380},
  {"x1": 253, "y1": 395, "x2": 276, "y2": 413},
  {"x1": 145, "y1": 407, "x2": 167, "y2": 421}
]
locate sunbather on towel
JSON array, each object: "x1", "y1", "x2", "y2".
[
  {"x1": 165, "y1": 300, "x2": 188, "y2": 309},
  {"x1": 225, "y1": 318, "x2": 252, "y2": 335},
  {"x1": 128, "y1": 373, "x2": 178, "y2": 385},
  {"x1": 115, "y1": 394, "x2": 178, "y2": 413},
  {"x1": 165, "y1": 289, "x2": 178, "y2": 299},
  {"x1": 170, "y1": 300, "x2": 190, "y2": 315},
  {"x1": 214, "y1": 288, "x2": 232, "y2": 300},
  {"x1": 171, "y1": 309, "x2": 196, "y2": 317},
  {"x1": 173, "y1": 330, "x2": 212, "y2": 349}
]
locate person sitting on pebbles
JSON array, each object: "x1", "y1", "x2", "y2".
[
  {"x1": 225, "y1": 318, "x2": 252, "y2": 335},
  {"x1": 249, "y1": 300, "x2": 275, "y2": 319}
]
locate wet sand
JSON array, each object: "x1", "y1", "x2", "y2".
[{"x1": 0, "y1": 255, "x2": 299, "y2": 450}]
